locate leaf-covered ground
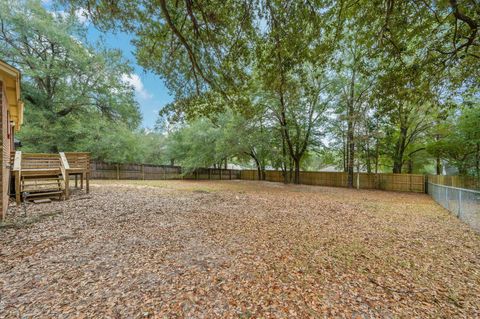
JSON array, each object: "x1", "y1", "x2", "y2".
[{"x1": 1, "y1": 180, "x2": 479, "y2": 318}]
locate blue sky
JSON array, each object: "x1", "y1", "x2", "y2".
[
  {"x1": 43, "y1": 1, "x2": 173, "y2": 129},
  {"x1": 87, "y1": 28, "x2": 173, "y2": 129}
]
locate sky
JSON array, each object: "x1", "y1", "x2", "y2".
[
  {"x1": 43, "y1": 1, "x2": 173, "y2": 129},
  {"x1": 86, "y1": 28, "x2": 173, "y2": 129}
]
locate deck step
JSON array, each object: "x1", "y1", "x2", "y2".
[
  {"x1": 23, "y1": 188, "x2": 62, "y2": 193},
  {"x1": 20, "y1": 173, "x2": 63, "y2": 195},
  {"x1": 26, "y1": 191, "x2": 63, "y2": 197},
  {"x1": 22, "y1": 182, "x2": 61, "y2": 186},
  {"x1": 33, "y1": 199, "x2": 52, "y2": 204}
]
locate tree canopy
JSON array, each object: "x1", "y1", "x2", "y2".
[{"x1": 3, "y1": 0, "x2": 478, "y2": 183}]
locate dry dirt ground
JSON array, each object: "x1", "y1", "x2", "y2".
[{"x1": 1, "y1": 180, "x2": 479, "y2": 318}]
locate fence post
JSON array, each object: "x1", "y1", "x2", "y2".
[
  {"x1": 141, "y1": 164, "x2": 145, "y2": 180},
  {"x1": 230, "y1": 169, "x2": 232, "y2": 180},
  {"x1": 208, "y1": 168, "x2": 211, "y2": 180},
  {"x1": 116, "y1": 164, "x2": 120, "y2": 180},
  {"x1": 445, "y1": 186, "x2": 449, "y2": 210},
  {"x1": 220, "y1": 169, "x2": 222, "y2": 180},
  {"x1": 458, "y1": 189, "x2": 462, "y2": 218}
]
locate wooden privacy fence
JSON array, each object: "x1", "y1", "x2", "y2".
[
  {"x1": 427, "y1": 175, "x2": 479, "y2": 191},
  {"x1": 241, "y1": 170, "x2": 425, "y2": 193},
  {"x1": 90, "y1": 162, "x2": 241, "y2": 181},
  {"x1": 90, "y1": 161, "x2": 425, "y2": 193}
]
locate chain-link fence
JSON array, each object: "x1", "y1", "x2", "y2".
[{"x1": 428, "y1": 182, "x2": 480, "y2": 232}]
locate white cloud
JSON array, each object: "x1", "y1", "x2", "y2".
[
  {"x1": 74, "y1": 8, "x2": 89, "y2": 24},
  {"x1": 122, "y1": 73, "x2": 153, "y2": 100},
  {"x1": 47, "y1": 8, "x2": 89, "y2": 25}
]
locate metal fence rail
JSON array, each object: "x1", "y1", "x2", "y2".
[{"x1": 428, "y1": 182, "x2": 480, "y2": 232}]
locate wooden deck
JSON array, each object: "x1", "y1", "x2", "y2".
[{"x1": 11, "y1": 151, "x2": 90, "y2": 203}]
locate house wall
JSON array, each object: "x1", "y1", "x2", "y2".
[
  {"x1": 0, "y1": 81, "x2": 13, "y2": 220},
  {"x1": 0, "y1": 82, "x2": 5, "y2": 218}
]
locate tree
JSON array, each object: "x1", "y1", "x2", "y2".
[
  {"x1": 427, "y1": 105, "x2": 480, "y2": 176},
  {"x1": 1, "y1": 0, "x2": 144, "y2": 162},
  {"x1": 215, "y1": 111, "x2": 274, "y2": 180},
  {"x1": 60, "y1": 0, "x2": 478, "y2": 178}
]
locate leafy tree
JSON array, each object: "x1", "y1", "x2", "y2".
[
  {"x1": 1, "y1": 0, "x2": 144, "y2": 162},
  {"x1": 427, "y1": 105, "x2": 480, "y2": 176},
  {"x1": 57, "y1": 0, "x2": 479, "y2": 180}
]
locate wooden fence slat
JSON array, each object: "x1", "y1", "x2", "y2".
[{"x1": 89, "y1": 161, "x2": 429, "y2": 193}]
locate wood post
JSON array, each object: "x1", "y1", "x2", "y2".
[
  {"x1": 84, "y1": 161, "x2": 432, "y2": 193},
  {"x1": 15, "y1": 171, "x2": 20, "y2": 205},
  {"x1": 64, "y1": 173, "x2": 70, "y2": 200}
]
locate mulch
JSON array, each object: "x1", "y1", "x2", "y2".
[{"x1": 1, "y1": 180, "x2": 479, "y2": 318}]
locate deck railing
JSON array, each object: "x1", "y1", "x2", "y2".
[
  {"x1": 11, "y1": 151, "x2": 90, "y2": 203},
  {"x1": 59, "y1": 152, "x2": 71, "y2": 199}
]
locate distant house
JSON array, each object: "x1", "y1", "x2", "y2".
[
  {"x1": 442, "y1": 160, "x2": 459, "y2": 176},
  {"x1": 318, "y1": 165, "x2": 341, "y2": 172},
  {"x1": 0, "y1": 60, "x2": 24, "y2": 219}
]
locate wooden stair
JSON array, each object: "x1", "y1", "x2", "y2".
[
  {"x1": 21, "y1": 175, "x2": 64, "y2": 201},
  {"x1": 11, "y1": 151, "x2": 90, "y2": 204}
]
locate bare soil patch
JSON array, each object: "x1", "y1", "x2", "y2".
[{"x1": 1, "y1": 180, "x2": 479, "y2": 318}]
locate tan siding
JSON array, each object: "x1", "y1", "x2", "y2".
[
  {"x1": 0, "y1": 82, "x2": 4, "y2": 218},
  {"x1": 1, "y1": 81, "x2": 12, "y2": 219}
]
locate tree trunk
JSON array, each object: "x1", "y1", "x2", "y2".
[
  {"x1": 252, "y1": 156, "x2": 261, "y2": 180},
  {"x1": 260, "y1": 159, "x2": 266, "y2": 180},
  {"x1": 347, "y1": 119, "x2": 354, "y2": 187},
  {"x1": 392, "y1": 161, "x2": 403, "y2": 174},
  {"x1": 343, "y1": 131, "x2": 348, "y2": 172},
  {"x1": 170, "y1": 159, "x2": 175, "y2": 166},
  {"x1": 346, "y1": 69, "x2": 356, "y2": 187},
  {"x1": 281, "y1": 137, "x2": 288, "y2": 183},
  {"x1": 366, "y1": 142, "x2": 372, "y2": 174},
  {"x1": 375, "y1": 138, "x2": 379, "y2": 174},
  {"x1": 293, "y1": 157, "x2": 300, "y2": 184},
  {"x1": 392, "y1": 126, "x2": 408, "y2": 173},
  {"x1": 407, "y1": 158, "x2": 413, "y2": 174},
  {"x1": 436, "y1": 156, "x2": 441, "y2": 175},
  {"x1": 288, "y1": 157, "x2": 294, "y2": 183}
]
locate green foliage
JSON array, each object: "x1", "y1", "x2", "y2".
[
  {"x1": 163, "y1": 119, "x2": 219, "y2": 170},
  {"x1": 0, "y1": 0, "x2": 164, "y2": 163},
  {"x1": 427, "y1": 105, "x2": 480, "y2": 175},
  {"x1": 3, "y1": 0, "x2": 478, "y2": 177}
]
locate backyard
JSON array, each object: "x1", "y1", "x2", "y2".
[{"x1": 1, "y1": 180, "x2": 479, "y2": 318}]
